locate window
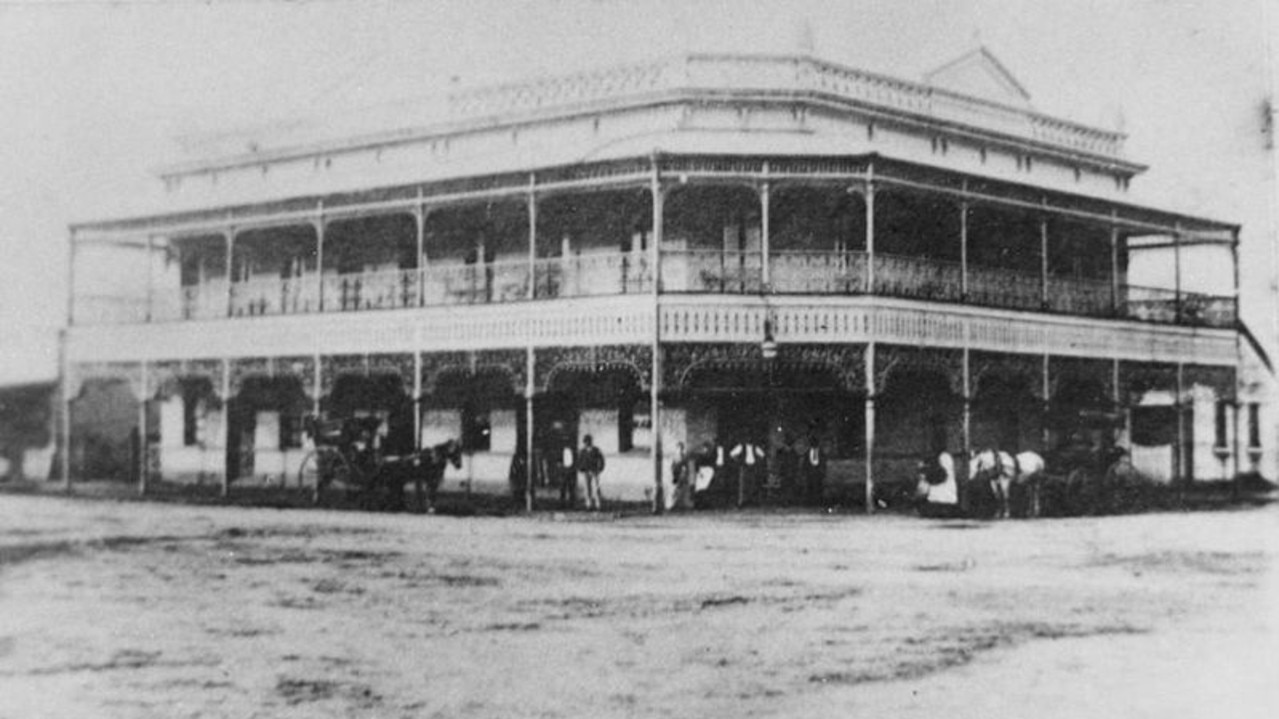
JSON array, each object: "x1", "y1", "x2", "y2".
[
  {"x1": 180, "y1": 380, "x2": 211, "y2": 447},
  {"x1": 1214, "y1": 401, "x2": 1229, "y2": 448},
  {"x1": 1248, "y1": 403, "x2": 1261, "y2": 448},
  {"x1": 618, "y1": 399, "x2": 635, "y2": 453},
  {"x1": 280, "y1": 412, "x2": 305, "y2": 450},
  {"x1": 463, "y1": 408, "x2": 491, "y2": 452}
]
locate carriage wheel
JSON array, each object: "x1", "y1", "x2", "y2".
[
  {"x1": 305, "y1": 451, "x2": 356, "y2": 506},
  {"x1": 297, "y1": 451, "x2": 321, "y2": 503},
  {"x1": 1104, "y1": 455, "x2": 1136, "y2": 483},
  {"x1": 1065, "y1": 467, "x2": 1094, "y2": 516}
]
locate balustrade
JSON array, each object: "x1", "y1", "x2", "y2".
[
  {"x1": 1047, "y1": 276, "x2": 1113, "y2": 317},
  {"x1": 966, "y1": 264, "x2": 1042, "y2": 311},
  {"x1": 872, "y1": 253, "x2": 963, "y2": 302},
  {"x1": 771, "y1": 251, "x2": 866, "y2": 294},
  {"x1": 660, "y1": 250, "x2": 763, "y2": 293},
  {"x1": 78, "y1": 249, "x2": 1233, "y2": 329}
]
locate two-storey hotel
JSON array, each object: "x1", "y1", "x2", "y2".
[{"x1": 61, "y1": 48, "x2": 1244, "y2": 505}]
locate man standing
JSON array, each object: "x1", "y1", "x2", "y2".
[
  {"x1": 730, "y1": 437, "x2": 765, "y2": 508},
  {"x1": 802, "y1": 434, "x2": 827, "y2": 507},
  {"x1": 554, "y1": 428, "x2": 577, "y2": 509},
  {"x1": 578, "y1": 434, "x2": 605, "y2": 511}
]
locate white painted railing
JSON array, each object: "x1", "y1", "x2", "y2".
[
  {"x1": 771, "y1": 251, "x2": 866, "y2": 294},
  {"x1": 446, "y1": 53, "x2": 1126, "y2": 158},
  {"x1": 80, "y1": 251, "x2": 1235, "y2": 329}
]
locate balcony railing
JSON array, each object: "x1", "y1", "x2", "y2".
[{"x1": 81, "y1": 249, "x2": 1235, "y2": 329}]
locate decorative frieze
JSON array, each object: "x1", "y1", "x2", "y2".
[
  {"x1": 1184, "y1": 364, "x2": 1237, "y2": 402},
  {"x1": 1120, "y1": 361, "x2": 1178, "y2": 403},
  {"x1": 1048, "y1": 356, "x2": 1114, "y2": 403},
  {"x1": 537, "y1": 344, "x2": 651, "y2": 393},
  {"x1": 663, "y1": 342, "x2": 864, "y2": 393},
  {"x1": 875, "y1": 345, "x2": 965, "y2": 397},
  {"x1": 970, "y1": 351, "x2": 1045, "y2": 401}
]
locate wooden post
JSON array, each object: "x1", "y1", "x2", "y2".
[
  {"x1": 61, "y1": 228, "x2": 76, "y2": 493},
  {"x1": 864, "y1": 342, "x2": 876, "y2": 514},
  {"x1": 144, "y1": 235, "x2": 155, "y2": 323},
  {"x1": 1110, "y1": 235, "x2": 1120, "y2": 321},
  {"x1": 416, "y1": 189, "x2": 426, "y2": 308},
  {"x1": 221, "y1": 357, "x2": 232, "y2": 498},
  {"x1": 138, "y1": 360, "x2": 149, "y2": 495},
  {"x1": 526, "y1": 175, "x2": 537, "y2": 512},
  {"x1": 224, "y1": 228, "x2": 236, "y2": 318},
  {"x1": 760, "y1": 174, "x2": 771, "y2": 290},
  {"x1": 865, "y1": 165, "x2": 875, "y2": 294},
  {"x1": 650, "y1": 155, "x2": 665, "y2": 513},
  {"x1": 1173, "y1": 222, "x2": 1183, "y2": 323},
  {"x1": 1040, "y1": 205, "x2": 1049, "y2": 310},
  {"x1": 1175, "y1": 362, "x2": 1186, "y2": 488},
  {"x1": 315, "y1": 203, "x2": 326, "y2": 312},
  {"x1": 959, "y1": 196, "x2": 969, "y2": 301}
]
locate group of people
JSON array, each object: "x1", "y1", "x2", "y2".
[
  {"x1": 666, "y1": 435, "x2": 828, "y2": 511},
  {"x1": 508, "y1": 432, "x2": 607, "y2": 511}
]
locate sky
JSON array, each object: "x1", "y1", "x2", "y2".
[{"x1": 0, "y1": 0, "x2": 1274, "y2": 384}]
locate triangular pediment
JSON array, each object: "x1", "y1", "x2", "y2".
[{"x1": 923, "y1": 47, "x2": 1032, "y2": 107}]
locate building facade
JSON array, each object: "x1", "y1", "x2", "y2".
[{"x1": 62, "y1": 50, "x2": 1246, "y2": 505}]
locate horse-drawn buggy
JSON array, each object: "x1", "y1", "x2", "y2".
[
  {"x1": 295, "y1": 414, "x2": 461, "y2": 512},
  {"x1": 964, "y1": 408, "x2": 1143, "y2": 519}
]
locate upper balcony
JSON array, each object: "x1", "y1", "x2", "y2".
[
  {"x1": 72, "y1": 160, "x2": 1238, "y2": 335},
  {"x1": 74, "y1": 245, "x2": 1235, "y2": 331}
]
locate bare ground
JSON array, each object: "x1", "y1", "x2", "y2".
[{"x1": 0, "y1": 496, "x2": 1275, "y2": 718}]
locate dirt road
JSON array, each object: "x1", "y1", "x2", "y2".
[{"x1": 1, "y1": 496, "x2": 1275, "y2": 718}]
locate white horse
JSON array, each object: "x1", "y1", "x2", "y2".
[{"x1": 968, "y1": 449, "x2": 1046, "y2": 519}]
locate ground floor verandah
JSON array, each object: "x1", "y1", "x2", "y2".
[{"x1": 64, "y1": 340, "x2": 1246, "y2": 511}]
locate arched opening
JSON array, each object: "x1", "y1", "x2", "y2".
[
  {"x1": 971, "y1": 373, "x2": 1042, "y2": 452},
  {"x1": 70, "y1": 378, "x2": 142, "y2": 482},
  {"x1": 172, "y1": 233, "x2": 229, "y2": 320},
  {"x1": 323, "y1": 215, "x2": 417, "y2": 310},
  {"x1": 225, "y1": 376, "x2": 309, "y2": 482},
  {"x1": 966, "y1": 203, "x2": 1043, "y2": 310},
  {"x1": 770, "y1": 185, "x2": 866, "y2": 293},
  {"x1": 662, "y1": 185, "x2": 761, "y2": 292},
  {"x1": 325, "y1": 373, "x2": 415, "y2": 455},
  {"x1": 230, "y1": 225, "x2": 319, "y2": 315},
  {"x1": 872, "y1": 189, "x2": 962, "y2": 301},
  {"x1": 877, "y1": 368, "x2": 961, "y2": 493},
  {"x1": 423, "y1": 201, "x2": 529, "y2": 305},
  {"x1": 535, "y1": 189, "x2": 653, "y2": 297}
]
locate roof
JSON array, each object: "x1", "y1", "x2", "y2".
[{"x1": 924, "y1": 46, "x2": 1032, "y2": 106}]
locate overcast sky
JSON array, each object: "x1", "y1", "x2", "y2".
[{"x1": 0, "y1": 0, "x2": 1274, "y2": 384}]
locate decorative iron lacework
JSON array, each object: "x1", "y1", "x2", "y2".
[
  {"x1": 765, "y1": 157, "x2": 867, "y2": 177},
  {"x1": 874, "y1": 345, "x2": 965, "y2": 397},
  {"x1": 149, "y1": 360, "x2": 185, "y2": 400},
  {"x1": 419, "y1": 351, "x2": 472, "y2": 396},
  {"x1": 663, "y1": 156, "x2": 767, "y2": 177},
  {"x1": 1120, "y1": 361, "x2": 1178, "y2": 402},
  {"x1": 1048, "y1": 357, "x2": 1114, "y2": 403},
  {"x1": 227, "y1": 356, "x2": 271, "y2": 397},
  {"x1": 662, "y1": 343, "x2": 863, "y2": 393},
  {"x1": 69, "y1": 361, "x2": 144, "y2": 401},
  {"x1": 320, "y1": 354, "x2": 368, "y2": 397},
  {"x1": 970, "y1": 351, "x2": 1045, "y2": 401},
  {"x1": 368, "y1": 353, "x2": 415, "y2": 384},
  {"x1": 274, "y1": 356, "x2": 318, "y2": 400},
  {"x1": 536, "y1": 158, "x2": 651, "y2": 186},
  {"x1": 1184, "y1": 364, "x2": 1237, "y2": 401},
  {"x1": 475, "y1": 349, "x2": 528, "y2": 394},
  {"x1": 537, "y1": 345, "x2": 651, "y2": 393}
]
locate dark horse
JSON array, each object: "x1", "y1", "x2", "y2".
[{"x1": 397, "y1": 439, "x2": 463, "y2": 513}]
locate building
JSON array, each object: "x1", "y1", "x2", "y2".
[{"x1": 61, "y1": 48, "x2": 1248, "y2": 506}]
